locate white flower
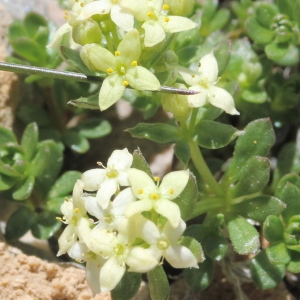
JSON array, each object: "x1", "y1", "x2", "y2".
[
  {"x1": 131, "y1": 214, "x2": 199, "y2": 268},
  {"x1": 78, "y1": 218, "x2": 158, "y2": 292},
  {"x1": 57, "y1": 180, "x2": 86, "y2": 256},
  {"x1": 77, "y1": 0, "x2": 135, "y2": 32},
  {"x1": 81, "y1": 148, "x2": 133, "y2": 209},
  {"x1": 120, "y1": 0, "x2": 198, "y2": 47},
  {"x1": 83, "y1": 187, "x2": 136, "y2": 232},
  {"x1": 125, "y1": 168, "x2": 189, "y2": 227},
  {"x1": 179, "y1": 52, "x2": 240, "y2": 115}
]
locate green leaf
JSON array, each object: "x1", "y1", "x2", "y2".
[
  {"x1": 245, "y1": 16, "x2": 274, "y2": 44},
  {"x1": 287, "y1": 251, "x2": 300, "y2": 273},
  {"x1": 195, "y1": 121, "x2": 239, "y2": 149},
  {"x1": 12, "y1": 175, "x2": 35, "y2": 200},
  {"x1": 48, "y1": 171, "x2": 82, "y2": 198},
  {"x1": 234, "y1": 196, "x2": 286, "y2": 224},
  {"x1": 225, "y1": 118, "x2": 275, "y2": 183},
  {"x1": 0, "y1": 173, "x2": 16, "y2": 191},
  {"x1": 46, "y1": 197, "x2": 64, "y2": 214},
  {"x1": 8, "y1": 19, "x2": 27, "y2": 41},
  {"x1": 0, "y1": 162, "x2": 22, "y2": 178},
  {"x1": 5, "y1": 206, "x2": 37, "y2": 241},
  {"x1": 68, "y1": 93, "x2": 100, "y2": 110},
  {"x1": 227, "y1": 215, "x2": 260, "y2": 255},
  {"x1": 111, "y1": 271, "x2": 141, "y2": 300},
  {"x1": 24, "y1": 12, "x2": 48, "y2": 37},
  {"x1": 265, "y1": 42, "x2": 289, "y2": 61},
  {"x1": 21, "y1": 122, "x2": 39, "y2": 161},
  {"x1": 183, "y1": 257, "x2": 214, "y2": 292},
  {"x1": 276, "y1": 182, "x2": 300, "y2": 224},
  {"x1": 208, "y1": 8, "x2": 230, "y2": 32},
  {"x1": 126, "y1": 123, "x2": 180, "y2": 144},
  {"x1": 17, "y1": 104, "x2": 51, "y2": 126},
  {"x1": 10, "y1": 37, "x2": 46, "y2": 65},
  {"x1": 0, "y1": 127, "x2": 17, "y2": 144},
  {"x1": 266, "y1": 242, "x2": 291, "y2": 265},
  {"x1": 255, "y1": 3, "x2": 278, "y2": 28},
  {"x1": 77, "y1": 118, "x2": 111, "y2": 139},
  {"x1": 31, "y1": 211, "x2": 62, "y2": 239},
  {"x1": 173, "y1": 173, "x2": 198, "y2": 221},
  {"x1": 203, "y1": 232, "x2": 228, "y2": 261},
  {"x1": 263, "y1": 215, "x2": 284, "y2": 243},
  {"x1": 230, "y1": 156, "x2": 270, "y2": 197},
  {"x1": 250, "y1": 250, "x2": 285, "y2": 289},
  {"x1": 62, "y1": 130, "x2": 90, "y2": 153},
  {"x1": 147, "y1": 265, "x2": 170, "y2": 300},
  {"x1": 60, "y1": 46, "x2": 98, "y2": 75},
  {"x1": 275, "y1": 173, "x2": 300, "y2": 195},
  {"x1": 131, "y1": 149, "x2": 152, "y2": 177},
  {"x1": 174, "y1": 139, "x2": 190, "y2": 166}
]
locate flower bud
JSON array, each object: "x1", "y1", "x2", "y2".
[
  {"x1": 72, "y1": 19, "x2": 102, "y2": 45},
  {"x1": 161, "y1": 83, "x2": 191, "y2": 120},
  {"x1": 164, "y1": 0, "x2": 194, "y2": 17}
]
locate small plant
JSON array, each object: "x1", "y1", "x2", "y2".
[{"x1": 0, "y1": 0, "x2": 300, "y2": 299}]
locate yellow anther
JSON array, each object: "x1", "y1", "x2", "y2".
[
  {"x1": 150, "y1": 193, "x2": 160, "y2": 200},
  {"x1": 138, "y1": 189, "x2": 143, "y2": 194},
  {"x1": 153, "y1": 176, "x2": 160, "y2": 182},
  {"x1": 191, "y1": 73, "x2": 195, "y2": 78},
  {"x1": 169, "y1": 188, "x2": 174, "y2": 195},
  {"x1": 56, "y1": 217, "x2": 62, "y2": 221},
  {"x1": 74, "y1": 208, "x2": 80, "y2": 213},
  {"x1": 115, "y1": 51, "x2": 121, "y2": 56},
  {"x1": 80, "y1": 3, "x2": 84, "y2": 7},
  {"x1": 131, "y1": 60, "x2": 138, "y2": 66},
  {"x1": 64, "y1": 197, "x2": 69, "y2": 202},
  {"x1": 123, "y1": 80, "x2": 129, "y2": 86},
  {"x1": 164, "y1": 17, "x2": 170, "y2": 22},
  {"x1": 163, "y1": 4, "x2": 169, "y2": 10},
  {"x1": 107, "y1": 68, "x2": 114, "y2": 74},
  {"x1": 147, "y1": 11, "x2": 155, "y2": 18}
]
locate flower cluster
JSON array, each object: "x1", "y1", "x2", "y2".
[{"x1": 57, "y1": 149, "x2": 200, "y2": 294}]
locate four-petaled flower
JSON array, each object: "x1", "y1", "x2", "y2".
[
  {"x1": 179, "y1": 52, "x2": 240, "y2": 115},
  {"x1": 80, "y1": 29, "x2": 160, "y2": 110},
  {"x1": 81, "y1": 148, "x2": 133, "y2": 209},
  {"x1": 125, "y1": 168, "x2": 189, "y2": 227}
]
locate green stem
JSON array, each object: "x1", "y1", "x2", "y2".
[{"x1": 189, "y1": 140, "x2": 224, "y2": 196}]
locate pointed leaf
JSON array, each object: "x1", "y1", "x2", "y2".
[
  {"x1": 131, "y1": 149, "x2": 152, "y2": 177},
  {"x1": 0, "y1": 127, "x2": 17, "y2": 144},
  {"x1": 68, "y1": 93, "x2": 99, "y2": 110},
  {"x1": 62, "y1": 130, "x2": 90, "y2": 153},
  {"x1": 0, "y1": 173, "x2": 16, "y2": 191},
  {"x1": 12, "y1": 175, "x2": 35, "y2": 200},
  {"x1": 77, "y1": 118, "x2": 111, "y2": 139},
  {"x1": 175, "y1": 139, "x2": 190, "y2": 166}
]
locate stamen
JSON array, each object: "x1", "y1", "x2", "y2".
[
  {"x1": 162, "y1": 4, "x2": 169, "y2": 10},
  {"x1": 137, "y1": 189, "x2": 143, "y2": 194},
  {"x1": 123, "y1": 80, "x2": 129, "y2": 86},
  {"x1": 169, "y1": 188, "x2": 174, "y2": 195},
  {"x1": 74, "y1": 208, "x2": 80, "y2": 213},
  {"x1": 164, "y1": 17, "x2": 170, "y2": 22},
  {"x1": 153, "y1": 176, "x2": 160, "y2": 182},
  {"x1": 147, "y1": 11, "x2": 155, "y2": 18},
  {"x1": 107, "y1": 68, "x2": 114, "y2": 74},
  {"x1": 131, "y1": 60, "x2": 138, "y2": 67},
  {"x1": 115, "y1": 51, "x2": 121, "y2": 56}
]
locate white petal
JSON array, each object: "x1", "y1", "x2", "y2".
[
  {"x1": 100, "y1": 256, "x2": 126, "y2": 292},
  {"x1": 179, "y1": 71, "x2": 201, "y2": 86},
  {"x1": 72, "y1": 180, "x2": 85, "y2": 212},
  {"x1": 107, "y1": 148, "x2": 133, "y2": 171},
  {"x1": 96, "y1": 179, "x2": 118, "y2": 209},
  {"x1": 154, "y1": 199, "x2": 181, "y2": 227},
  {"x1": 111, "y1": 5, "x2": 134, "y2": 31},
  {"x1": 117, "y1": 170, "x2": 131, "y2": 186},
  {"x1": 187, "y1": 87, "x2": 208, "y2": 108},
  {"x1": 61, "y1": 200, "x2": 73, "y2": 219},
  {"x1": 111, "y1": 187, "x2": 136, "y2": 216},
  {"x1": 165, "y1": 245, "x2": 199, "y2": 268},
  {"x1": 163, "y1": 219, "x2": 186, "y2": 243},
  {"x1": 47, "y1": 23, "x2": 72, "y2": 49},
  {"x1": 127, "y1": 168, "x2": 157, "y2": 198},
  {"x1": 159, "y1": 16, "x2": 198, "y2": 33},
  {"x1": 125, "y1": 199, "x2": 154, "y2": 218},
  {"x1": 83, "y1": 195, "x2": 104, "y2": 219},
  {"x1": 77, "y1": 1, "x2": 111, "y2": 20},
  {"x1": 198, "y1": 52, "x2": 218, "y2": 83},
  {"x1": 81, "y1": 169, "x2": 106, "y2": 191},
  {"x1": 126, "y1": 247, "x2": 158, "y2": 272},
  {"x1": 160, "y1": 170, "x2": 189, "y2": 200},
  {"x1": 57, "y1": 224, "x2": 77, "y2": 256},
  {"x1": 87, "y1": 228, "x2": 115, "y2": 254},
  {"x1": 208, "y1": 85, "x2": 240, "y2": 115},
  {"x1": 86, "y1": 258, "x2": 102, "y2": 296},
  {"x1": 142, "y1": 20, "x2": 166, "y2": 47},
  {"x1": 68, "y1": 242, "x2": 88, "y2": 260}
]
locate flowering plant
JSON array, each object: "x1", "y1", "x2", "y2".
[{"x1": 1, "y1": 0, "x2": 300, "y2": 299}]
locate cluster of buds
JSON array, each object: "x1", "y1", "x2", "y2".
[{"x1": 57, "y1": 149, "x2": 201, "y2": 294}]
